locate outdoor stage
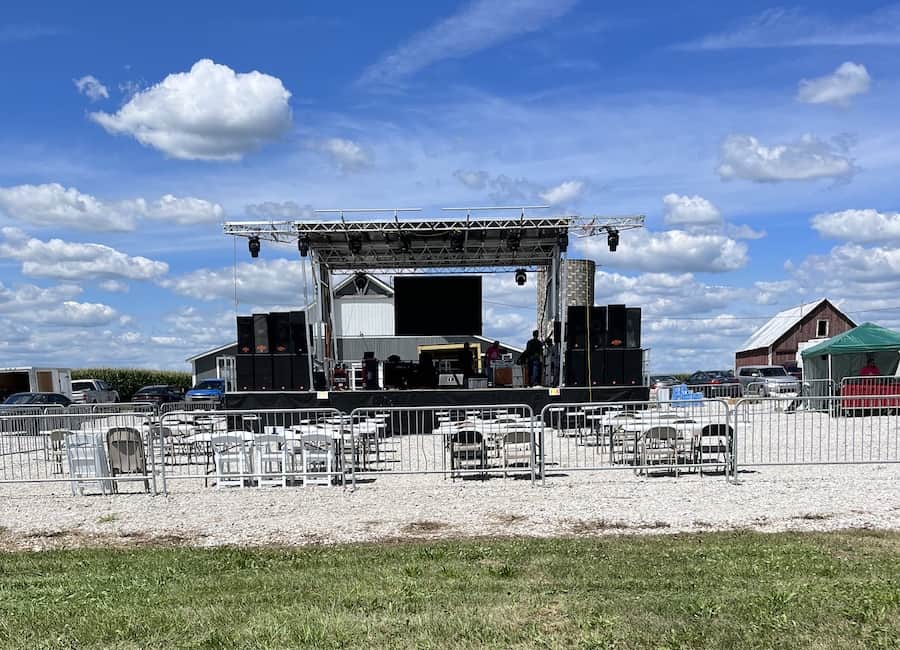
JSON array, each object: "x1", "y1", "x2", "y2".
[{"x1": 226, "y1": 385, "x2": 649, "y2": 413}]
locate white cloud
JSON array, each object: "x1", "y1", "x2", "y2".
[
  {"x1": 316, "y1": 138, "x2": 372, "y2": 171},
  {"x1": 662, "y1": 193, "x2": 722, "y2": 226},
  {"x1": 797, "y1": 62, "x2": 871, "y2": 107},
  {"x1": 811, "y1": 209, "x2": 900, "y2": 243},
  {"x1": 724, "y1": 223, "x2": 767, "y2": 240},
  {"x1": 245, "y1": 201, "x2": 314, "y2": 219},
  {"x1": 677, "y1": 6, "x2": 900, "y2": 50},
  {"x1": 0, "y1": 282, "x2": 81, "y2": 314},
  {"x1": 73, "y1": 75, "x2": 109, "y2": 101},
  {"x1": 595, "y1": 270, "x2": 741, "y2": 318},
  {"x1": 0, "y1": 282, "x2": 117, "y2": 327},
  {"x1": 0, "y1": 228, "x2": 168, "y2": 281},
  {"x1": 539, "y1": 180, "x2": 585, "y2": 206},
  {"x1": 90, "y1": 59, "x2": 292, "y2": 161},
  {"x1": 0, "y1": 183, "x2": 223, "y2": 231},
  {"x1": 99, "y1": 280, "x2": 129, "y2": 293},
  {"x1": 453, "y1": 169, "x2": 489, "y2": 190},
  {"x1": 44, "y1": 301, "x2": 118, "y2": 326},
  {"x1": 161, "y1": 257, "x2": 312, "y2": 305},
  {"x1": 717, "y1": 134, "x2": 854, "y2": 183},
  {"x1": 577, "y1": 229, "x2": 748, "y2": 273},
  {"x1": 358, "y1": 0, "x2": 577, "y2": 86}
]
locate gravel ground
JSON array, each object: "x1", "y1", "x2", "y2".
[{"x1": 2, "y1": 464, "x2": 899, "y2": 551}]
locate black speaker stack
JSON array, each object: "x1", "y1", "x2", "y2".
[
  {"x1": 236, "y1": 311, "x2": 311, "y2": 391},
  {"x1": 565, "y1": 304, "x2": 643, "y2": 386}
]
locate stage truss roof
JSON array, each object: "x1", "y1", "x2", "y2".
[{"x1": 224, "y1": 213, "x2": 645, "y2": 272}]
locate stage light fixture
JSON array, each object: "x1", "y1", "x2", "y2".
[
  {"x1": 515, "y1": 268, "x2": 527, "y2": 286},
  {"x1": 607, "y1": 229, "x2": 619, "y2": 252},
  {"x1": 297, "y1": 235, "x2": 310, "y2": 257},
  {"x1": 248, "y1": 236, "x2": 260, "y2": 258},
  {"x1": 353, "y1": 272, "x2": 368, "y2": 292},
  {"x1": 348, "y1": 235, "x2": 362, "y2": 255},
  {"x1": 450, "y1": 230, "x2": 465, "y2": 252},
  {"x1": 398, "y1": 233, "x2": 412, "y2": 252}
]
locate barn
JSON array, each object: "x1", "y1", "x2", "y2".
[{"x1": 735, "y1": 298, "x2": 856, "y2": 370}]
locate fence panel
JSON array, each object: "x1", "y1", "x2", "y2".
[
  {"x1": 158, "y1": 400, "x2": 220, "y2": 417},
  {"x1": 154, "y1": 408, "x2": 344, "y2": 491},
  {"x1": 541, "y1": 399, "x2": 732, "y2": 480},
  {"x1": 0, "y1": 412, "x2": 155, "y2": 494},
  {"x1": 732, "y1": 395, "x2": 900, "y2": 472},
  {"x1": 348, "y1": 404, "x2": 536, "y2": 483}
]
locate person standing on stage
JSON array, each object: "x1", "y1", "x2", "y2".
[
  {"x1": 485, "y1": 340, "x2": 501, "y2": 381},
  {"x1": 458, "y1": 342, "x2": 474, "y2": 386},
  {"x1": 524, "y1": 330, "x2": 544, "y2": 386}
]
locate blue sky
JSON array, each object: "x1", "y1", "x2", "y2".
[{"x1": 2, "y1": 0, "x2": 900, "y2": 372}]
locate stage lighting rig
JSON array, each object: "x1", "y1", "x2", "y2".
[
  {"x1": 449, "y1": 230, "x2": 465, "y2": 252},
  {"x1": 348, "y1": 235, "x2": 363, "y2": 255},
  {"x1": 248, "y1": 236, "x2": 260, "y2": 258},
  {"x1": 515, "y1": 268, "x2": 527, "y2": 286},
  {"x1": 506, "y1": 231, "x2": 521, "y2": 252},
  {"x1": 297, "y1": 234, "x2": 310, "y2": 257},
  {"x1": 398, "y1": 233, "x2": 412, "y2": 253},
  {"x1": 607, "y1": 229, "x2": 619, "y2": 252}
]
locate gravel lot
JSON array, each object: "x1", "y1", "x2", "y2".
[
  {"x1": 2, "y1": 464, "x2": 899, "y2": 551},
  {"x1": 3, "y1": 403, "x2": 899, "y2": 551}
]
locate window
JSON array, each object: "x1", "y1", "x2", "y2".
[{"x1": 816, "y1": 320, "x2": 829, "y2": 337}]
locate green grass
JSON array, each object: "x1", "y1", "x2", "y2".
[{"x1": 1, "y1": 531, "x2": 899, "y2": 649}]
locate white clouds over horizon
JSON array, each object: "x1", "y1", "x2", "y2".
[
  {"x1": 797, "y1": 62, "x2": 871, "y2": 107},
  {"x1": 90, "y1": 59, "x2": 292, "y2": 161},
  {"x1": 662, "y1": 193, "x2": 722, "y2": 226},
  {"x1": 315, "y1": 138, "x2": 373, "y2": 172},
  {"x1": 811, "y1": 209, "x2": 900, "y2": 243},
  {"x1": 717, "y1": 134, "x2": 855, "y2": 183},
  {"x1": 0, "y1": 183, "x2": 223, "y2": 231},
  {"x1": 539, "y1": 180, "x2": 585, "y2": 206}
]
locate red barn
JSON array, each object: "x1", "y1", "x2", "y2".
[{"x1": 735, "y1": 299, "x2": 856, "y2": 369}]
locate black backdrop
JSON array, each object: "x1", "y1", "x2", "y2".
[{"x1": 394, "y1": 276, "x2": 482, "y2": 336}]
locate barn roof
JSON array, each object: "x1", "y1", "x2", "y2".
[{"x1": 738, "y1": 299, "x2": 853, "y2": 353}]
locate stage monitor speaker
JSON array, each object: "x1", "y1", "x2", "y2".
[
  {"x1": 291, "y1": 355, "x2": 311, "y2": 391},
  {"x1": 289, "y1": 311, "x2": 308, "y2": 354},
  {"x1": 590, "y1": 306, "x2": 607, "y2": 350},
  {"x1": 623, "y1": 348, "x2": 643, "y2": 385},
  {"x1": 236, "y1": 354, "x2": 254, "y2": 391},
  {"x1": 363, "y1": 358, "x2": 379, "y2": 389},
  {"x1": 602, "y1": 348, "x2": 625, "y2": 385},
  {"x1": 272, "y1": 354, "x2": 292, "y2": 390},
  {"x1": 252, "y1": 313, "x2": 269, "y2": 354},
  {"x1": 565, "y1": 350, "x2": 587, "y2": 386},
  {"x1": 566, "y1": 306, "x2": 588, "y2": 350},
  {"x1": 237, "y1": 316, "x2": 254, "y2": 355},
  {"x1": 626, "y1": 307, "x2": 642, "y2": 349},
  {"x1": 606, "y1": 304, "x2": 626, "y2": 347},
  {"x1": 267, "y1": 312, "x2": 291, "y2": 354},
  {"x1": 253, "y1": 355, "x2": 273, "y2": 390}
]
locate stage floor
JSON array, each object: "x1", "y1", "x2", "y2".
[{"x1": 226, "y1": 385, "x2": 650, "y2": 413}]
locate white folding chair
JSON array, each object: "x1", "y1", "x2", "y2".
[
  {"x1": 65, "y1": 431, "x2": 112, "y2": 496},
  {"x1": 253, "y1": 433, "x2": 289, "y2": 487},
  {"x1": 300, "y1": 434, "x2": 335, "y2": 486},
  {"x1": 210, "y1": 432, "x2": 252, "y2": 488}
]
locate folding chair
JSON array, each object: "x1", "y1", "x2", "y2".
[
  {"x1": 299, "y1": 434, "x2": 336, "y2": 486},
  {"x1": 638, "y1": 425, "x2": 682, "y2": 476},
  {"x1": 449, "y1": 430, "x2": 486, "y2": 480},
  {"x1": 65, "y1": 431, "x2": 112, "y2": 496},
  {"x1": 106, "y1": 427, "x2": 150, "y2": 493},
  {"x1": 502, "y1": 428, "x2": 533, "y2": 478},
  {"x1": 253, "y1": 433, "x2": 290, "y2": 487},
  {"x1": 210, "y1": 432, "x2": 252, "y2": 488}
]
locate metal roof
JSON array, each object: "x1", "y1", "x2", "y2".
[{"x1": 738, "y1": 299, "x2": 852, "y2": 352}]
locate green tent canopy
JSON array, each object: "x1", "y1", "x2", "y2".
[{"x1": 801, "y1": 322, "x2": 900, "y2": 385}]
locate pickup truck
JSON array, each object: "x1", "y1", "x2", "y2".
[{"x1": 70, "y1": 379, "x2": 119, "y2": 404}]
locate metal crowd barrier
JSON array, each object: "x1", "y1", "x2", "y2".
[
  {"x1": 0, "y1": 411, "x2": 156, "y2": 494},
  {"x1": 154, "y1": 408, "x2": 345, "y2": 492},
  {"x1": 541, "y1": 399, "x2": 733, "y2": 481},
  {"x1": 158, "y1": 400, "x2": 221, "y2": 417},
  {"x1": 731, "y1": 394, "x2": 900, "y2": 474},
  {"x1": 685, "y1": 383, "x2": 743, "y2": 399},
  {"x1": 348, "y1": 404, "x2": 537, "y2": 484}
]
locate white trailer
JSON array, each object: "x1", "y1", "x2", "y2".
[{"x1": 0, "y1": 367, "x2": 72, "y2": 400}]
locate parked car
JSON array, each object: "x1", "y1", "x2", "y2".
[
  {"x1": 649, "y1": 375, "x2": 679, "y2": 389},
  {"x1": 736, "y1": 365, "x2": 801, "y2": 396},
  {"x1": 185, "y1": 378, "x2": 226, "y2": 403},
  {"x1": 782, "y1": 362, "x2": 803, "y2": 381},
  {"x1": 685, "y1": 370, "x2": 742, "y2": 397},
  {"x1": 1, "y1": 392, "x2": 71, "y2": 407},
  {"x1": 132, "y1": 385, "x2": 184, "y2": 405},
  {"x1": 70, "y1": 379, "x2": 119, "y2": 404}
]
